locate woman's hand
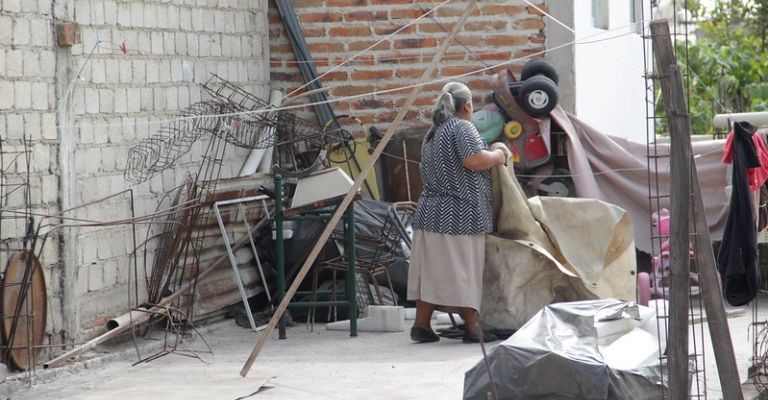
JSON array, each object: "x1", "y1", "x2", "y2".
[{"x1": 490, "y1": 142, "x2": 511, "y2": 166}]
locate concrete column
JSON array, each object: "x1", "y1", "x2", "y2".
[{"x1": 53, "y1": 0, "x2": 79, "y2": 342}]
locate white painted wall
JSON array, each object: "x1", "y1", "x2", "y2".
[{"x1": 572, "y1": 0, "x2": 651, "y2": 143}]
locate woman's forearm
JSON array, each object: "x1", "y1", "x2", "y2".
[{"x1": 462, "y1": 149, "x2": 505, "y2": 171}]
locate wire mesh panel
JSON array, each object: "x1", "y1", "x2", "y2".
[{"x1": 641, "y1": 2, "x2": 708, "y2": 398}]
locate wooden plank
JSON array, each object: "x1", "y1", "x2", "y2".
[
  {"x1": 650, "y1": 19, "x2": 744, "y2": 400},
  {"x1": 651, "y1": 20, "x2": 691, "y2": 399},
  {"x1": 238, "y1": 0, "x2": 479, "y2": 377}
]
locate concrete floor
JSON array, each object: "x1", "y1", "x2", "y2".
[{"x1": 5, "y1": 296, "x2": 767, "y2": 400}]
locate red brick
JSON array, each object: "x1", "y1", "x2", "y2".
[
  {"x1": 301, "y1": 27, "x2": 326, "y2": 37},
  {"x1": 347, "y1": 40, "x2": 391, "y2": 52},
  {"x1": 441, "y1": 65, "x2": 480, "y2": 77},
  {"x1": 351, "y1": 70, "x2": 394, "y2": 80},
  {"x1": 482, "y1": 5, "x2": 525, "y2": 15},
  {"x1": 299, "y1": 12, "x2": 343, "y2": 23},
  {"x1": 394, "y1": 38, "x2": 436, "y2": 49},
  {"x1": 345, "y1": 11, "x2": 388, "y2": 22},
  {"x1": 379, "y1": 52, "x2": 421, "y2": 64},
  {"x1": 396, "y1": 68, "x2": 425, "y2": 79},
  {"x1": 331, "y1": 86, "x2": 375, "y2": 97},
  {"x1": 515, "y1": 18, "x2": 545, "y2": 30},
  {"x1": 328, "y1": 26, "x2": 371, "y2": 37},
  {"x1": 438, "y1": 6, "x2": 480, "y2": 18},
  {"x1": 374, "y1": 24, "x2": 416, "y2": 36},
  {"x1": 526, "y1": 3, "x2": 550, "y2": 16},
  {"x1": 371, "y1": 0, "x2": 412, "y2": 4},
  {"x1": 352, "y1": 98, "x2": 393, "y2": 110},
  {"x1": 465, "y1": 21, "x2": 507, "y2": 31},
  {"x1": 327, "y1": 0, "x2": 365, "y2": 6},
  {"x1": 485, "y1": 35, "x2": 529, "y2": 47},
  {"x1": 391, "y1": 9, "x2": 425, "y2": 20},
  {"x1": 307, "y1": 42, "x2": 344, "y2": 53}
]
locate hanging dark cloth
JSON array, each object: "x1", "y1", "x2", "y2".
[{"x1": 717, "y1": 121, "x2": 761, "y2": 306}]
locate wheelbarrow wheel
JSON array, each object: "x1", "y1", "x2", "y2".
[
  {"x1": 521, "y1": 59, "x2": 560, "y2": 85},
  {"x1": 537, "y1": 168, "x2": 575, "y2": 197},
  {"x1": 519, "y1": 76, "x2": 558, "y2": 117}
]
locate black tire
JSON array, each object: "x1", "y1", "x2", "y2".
[
  {"x1": 521, "y1": 59, "x2": 559, "y2": 85},
  {"x1": 537, "y1": 168, "x2": 575, "y2": 197},
  {"x1": 519, "y1": 76, "x2": 558, "y2": 117}
]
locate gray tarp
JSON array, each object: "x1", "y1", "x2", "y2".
[
  {"x1": 550, "y1": 106, "x2": 728, "y2": 254},
  {"x1": 465, "y1": 299, "x2": 672, "y2": 400}
]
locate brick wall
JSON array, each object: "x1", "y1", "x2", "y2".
[
  {"x1": 268, "y1": 0, "x2": 548, "y2": 131},
  {"x1": 1, "y1": 0, "x2": 269, "y2": 343}
]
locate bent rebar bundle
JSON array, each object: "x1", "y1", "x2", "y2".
[{"x1": 124, "y1": 75, "x2": 322, "y2": 184}]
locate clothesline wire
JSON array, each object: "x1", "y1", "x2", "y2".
[{"x1": 0, "y1": 23, "x2": 646, "y2": 137}]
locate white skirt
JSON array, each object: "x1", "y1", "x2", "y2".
[{"x1": 407, "y1": 230, "x2": 485, "y2": 311}]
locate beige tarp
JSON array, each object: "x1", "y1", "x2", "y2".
[
  {"x1": 550, "y1": 106, "x2": 729, "y2": 254},
  {"x1": 480, "y1": 161, "x2": 637, "y2": 330}
]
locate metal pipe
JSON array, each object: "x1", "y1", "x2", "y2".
[{"x1": 713, "y1": 111, "x2": 768, "y2": 129}]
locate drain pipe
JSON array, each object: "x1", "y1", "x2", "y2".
[{"x1": 713, "y1": 111, "x2": 768, "y2": 130}]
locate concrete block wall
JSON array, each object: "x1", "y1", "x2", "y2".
[
  {"x1": 0, "y1": 0, "x2": 64, "y2": 346},
  {"x1": 267, "y1": 0, "x2": 547, "y2": 130},
  {"x1": 1, "y1": 0, "x2": 269, "y2": 343}
]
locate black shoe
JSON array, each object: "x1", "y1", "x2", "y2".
[
  {"x1": 410, "y1": 326, "x2": 440, "y2": 343},
  {"x1": 462, "y1": 329, "x2": 498, "y2": 344}
]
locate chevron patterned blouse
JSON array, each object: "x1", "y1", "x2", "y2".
[{"x1": 413, "y1": 117, "x2": 493, "y2": 235}]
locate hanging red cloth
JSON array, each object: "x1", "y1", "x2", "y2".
[{"x1": 722, "y1": 128, "x2": 768, "y2": 191}]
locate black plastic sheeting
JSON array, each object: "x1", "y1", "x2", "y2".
[{"x1": 464, "y1": 299, "x2": 678, "y2": 400}]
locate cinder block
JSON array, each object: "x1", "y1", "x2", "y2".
[
  {"x1": 203, "y1": 10, "x2": 215, "y2": 32},
  {"x1": 31, "y1": 82, "x2": 49, "y2": 110},
  {"x1": 119, "y1": 59, "x2": 133, "y2": 83},
  {"x1": 31, "y1": 143, "x2": 49, "y2": 172},
  {"x1": 102, "y1": 259, "x2": 117, "y2": 288},
  {"x1": 130, "y1": 2, "x2": 144, "y2": 28},
  {"x1": 90, "y1": 58, "x2": 106, "y2": 83},
  {"x1": 42, "y1": 113, "x2": 56, "y2": 140},
  {"x1": 181, "y1": 59, "x2": 193, "y2": 82},
  {"x1": 72, "y1": 87, "x2": 86, "y2": 115},
  {"x1": 179, "y1": 7, "x2": 191, "y2": 31},
  {"x1": 12, "y1": 18, "x2": 30, "y2": 45},
  {"x1": 143, "y1": 4, "x2": 157, "y2": 28},
  {"x1": 75, "y1": 0, "x2": 91, "y2": 24},
  {"x1": 113, "y1": 88, "x2": 127, "y2": 113},
  {"x1": 14, "y1": 81, "x2": 32, "y2": 110},
  {"x1": 191, "y1": 8, "x2": 203, "y2": 31},
  {"x1": 0, "y1": 50, "x2": 4, "y2": 75},
  {"x1": 166, "y1": 87, "x2": 178, "y2": 110},
  {"x1": 198, "y1": 34, "x2": 210, "y2": 56},
  {"x1": 2, "y1": 0, "x2": 21, "y2": 13},
  {"x1": 87, "y1": 264, "x2": 102, "y2": 292},
  {"x1": 214, "y1": 11, "x2": 226, "y2": 33},
  {"x1": 157, "y1": 4, "x2": 169, "y2": 29},
  {"x1": 0, "y1": 15, "x2": 12, "y2": 45},
  {"x1": 85, "y1": 88, "x2": 99, "y2": 113},
  {"x1": 117, "y1": 3, "x2": 131, "y2": 27},
  {"x1": 21, "y1": 0, "x2": 37, "y2": 12},
  {"x1": 40, "y1": 50, "x2": 56, "y2": 78},
  {"x1": 167, "y1": 5, "x2": 180, "y2": 30},
  {"x1": 140, "y1": 87, "x2": 153, "y2": 111},
  {"x1": 22, "y1": 50, "x2": 40, "y2": 77},
  {"x1": 153, "y1": 88, "x2": 166, "y2": 111},
  {"x1": 99, "y1": 88, "x2": 114, "y2": 113},
  {"x1": 24, "y1": 112, "x2": 40, "y2": 140},
  {"x1": 163, "y1": 32, "x2": 175, "y2": 54},
  {"x1": 85, "y1": 148, "x2": 100, "y2": 173},
  {"x1": 178, "y1": 85, "x2": 190, "y2": 108},
  {"x1": 130, "y1": 59, "x2": 145, "y2": 83},
  {"x1": 150, "y1": 31, "x2": 163, "y2": 55},
  {"x1": 187, "y1": 33, "x2": 199, "y2": 56},
  {"x1": 30, "y1": 18, "x2": 50, "y2": 47},
  {"x1": 126, "y1": 88, "x2": 140, "y2": 113},
  {"x1": 175, "y1": 32, "x2": 187, "y2": 56},
  {"x1": 158, "y1": 60, "x2": 171, "y2": 82},
  {"x1": 103, "y1": 0, "x2": 117, "y2": 25},
  {"x1": 0, "y1": 81, "x2": 13, "y2": 109},
  {"x1": 145, "y1": 60, "x2": 159, "y2": 83},
  {"x1": 105, "y1": 59, "x2": 119, "y2": 83}
]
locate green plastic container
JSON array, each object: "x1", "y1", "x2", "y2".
[{"x1": 472, "y1": 109, "x2": 506, "y2": 144}]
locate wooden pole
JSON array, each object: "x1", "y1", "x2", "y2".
[
  {"x1": 650, "y1": 19, "x2": 744, "y2": 399},
  {"x1": 239, "y1": 0, "x2": 479, "y2": 377}
]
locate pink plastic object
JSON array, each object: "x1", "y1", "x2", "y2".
[{"x1": 637, "y1": 272, "x2": 651, "y2": 306}]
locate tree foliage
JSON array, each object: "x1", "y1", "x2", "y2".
[{"x1": 672, "y1": 0, "x2": 768, "y2": 135}]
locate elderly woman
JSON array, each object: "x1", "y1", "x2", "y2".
[{"x1": 408, "y1": 82, "x2": 509, "y2": 343}]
